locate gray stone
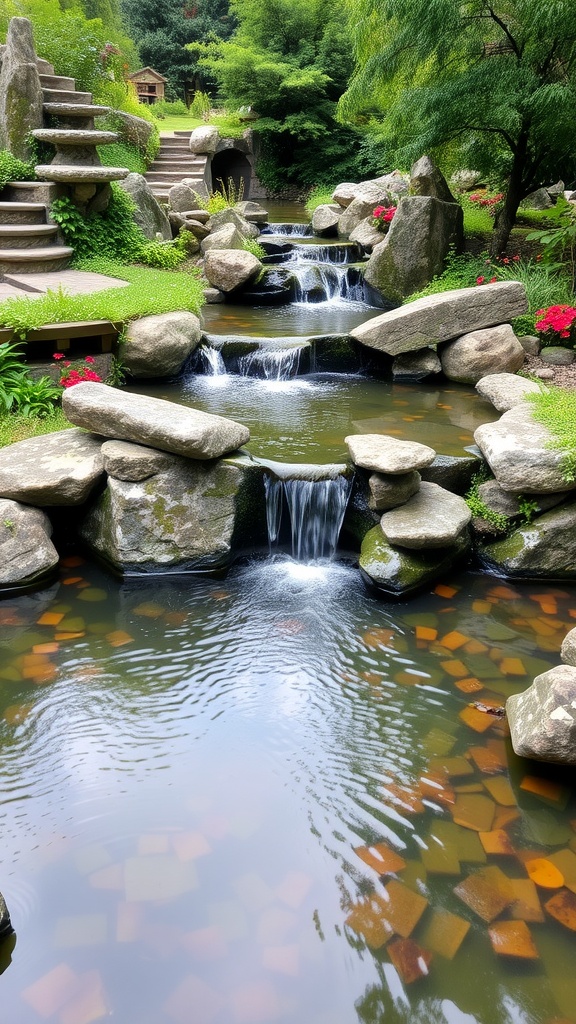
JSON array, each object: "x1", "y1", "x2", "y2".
[
  {"x1": 351, "y1": 282, "x2": 528, "y2": 357},
  {"x1": 474, "y1": 403, "x2": 576, "y2": 494},
  {"x1": 62, "y1": 382, "x2": 249, "y2": 459},
  {"x1": 477, "y1": 479, "x2": 563, "y2": 519},
  {"x1": 450, "y1": 170, "x2": 484, "y2": 192},
  {"x1": 235, "y1": 200, "x2": 269, "y2": 225},
  {"x1": 0, "y1": 498, "x2": 58, "y2": 587},
  {"x1": 338, "y1": 182, "x2": 400, "y2": 236},
  {"x1": 368, "y1": 470, "x2": 421, "y2": 511},
  {"x1": 80, "y1": 456, "x2": 250, "y2": 573},
  {"x1": 522, "y1": 187, "x2": 554, "y2": 210},
  {"x1": 360, "y1": 523, "x2": 470, "y2": 599},
  {"x1": 476, "y1": 372, "x2": 544, "y2": 411},
  {"x1": 546, "y1": 180, "x2": 565, "y2": 198},
  {"x1": 0, "y1": 429, "x2": 104, "y2": 506},
  {"x1": 369, "y1": 171, "x2": 410, "y2": 196},
  {"x1": 534, "y1": 367, "x2": 555, "y2": 380},
  {"x1": 169, "y1": 182, "x2": 200, "y2": 213},
  {"x1": 0, "y1": 18, "x2": 43, "y2": 160},
  {"x1": 189, "y1": 125, "x2": 220, "y2": 154},
  {"x1": 101, "y1": 440, "x2": 175, "y2": 481},
  {"x1": 106, "y1": 109, "x2": 155, "y2": 152},
  {"x1": 440, "y1": 324, "x2": 525, "y2": 384},
  {"x1": 421, "y1": 454, "x2": 481, "y2": 495},
  {"x1": 363, "y1": 195, "x2": 464, "y2": 302},
  {"x1": 346, "y1": 434, "x2": 436, "y2": 474},
  {"x1": 209, "y1": 208, "x2": 258, "y2": 238},
  {"x1": 518, "y1": 335, "x2": 541, "y2": 355},
  {"x1": 392, "y1": 349, "x2": 441, "y2": 380},
  {"x1": 560, "y1": 627, "x2": 576, "y2": 667},
  {"x1": 123, "y1": 311, "x2": 202, "y2": 379},
  {"x1": 203, "y1": 249, "x2": 261, "y2": 293},
  {"x1": 379, "y1": 480, "x2": 471, "y2": 549},
  {"x1": 540, "y1": 346, "x2": 575, "y2": 365},
  {"x1": 312, "y1": 203, "x2": 341, "y2": 236},
  {"x1": 201, "y1": 224, "x2": 245, "y2": 253},
  {"x1": 35, "y1": 165, "x2": 129, "y2": 183},
  {"x1": 507, "y1": 665, "x2": 576, "y2": 765},
  {"x1": 410, "y1": 155, "x2": 456, "y2": 204},
  {"x1": 332, "y1": 182, "x2": 358, "y2": 208},
  {"x1": 480, "y1": 501, "x2": 576, "y2": 578},
  {"x1": 349, "y1": 217, "x2": 385, "y2": 251},
  {"x1": 118, "y1": 172, "x2": 171, "y2": 241},
  {"x1": 203, "y1": 287, "x2": 224, "y2": 303},
  {"x1": 171, "y1": 215, "x2": 210, "y2": 241}
]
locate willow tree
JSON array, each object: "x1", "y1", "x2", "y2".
[{"x1": 340, "y1": 0, "x2": 576, "y2": 254}]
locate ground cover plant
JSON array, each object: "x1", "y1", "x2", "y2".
[
  {"x1": 527, "y1": 386, "x2": 576, "y2": 483},
  {"x1": 0, "y1": 407, "x2": 73, "y2": 448}
]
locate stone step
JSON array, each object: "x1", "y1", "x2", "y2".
[
  {"x1": 43, "y1": 102, "x2": 111, "y2": 119},
  {"x1": 0, "y1": 224, "x2": 59, "y2": 248},
  {"x1": 33, "y1": 128, "x2": 118, "y2": 147},
  {"x1": 173, "y1": 131, "x2": 193, "y2": 137},
  {"x1": 145, "y1": 170, "x2": 205, "y2": 182},
  {"x1": 2, "y1": 182, "x2": 59, "y2": 205},
  {"x1": 39, "y1": 73, "x2": 76, "y2": 91},
  {"x1": 0, "y1": 202, "x2": 47, "y2": 225},
  {"x1": 42, "y1": 88, "x2": 93, "y2": 105},
  {"x1": 150, "y1": 162, "x2": 204, "y2": 173},
  {"x1": 35, "y1": 165, "x2": 129, "y2": 184},
  {"x1": 158, "y1": 147, "x2": 193, "y2": 157},
  {"x1": 160, "y1": 139, "x2": 191, "y2": 148},
  {"x1": 36, "y1": 58, "x2": 55, "y2": 75},
  {"x1": 0, "y1": 246, "x2": 73, "y2": 274}
]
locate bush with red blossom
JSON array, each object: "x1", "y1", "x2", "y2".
[
  {"x1": 534, "y1": 305, "x2": 576, "y2": 344},
  {"x1": 52, "y1": 354, "x2": 102, "y2": 388}
]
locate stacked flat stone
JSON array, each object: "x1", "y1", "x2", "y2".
[
  {"x1": 33, "y1": 126, "x2": 129, "y2": 184},
  {"x1": 345, "y1": 433, "x2": 472, "y2": 597},
  {"x1": 506, "y1": 626, "x2": 576, "y2": 765}
]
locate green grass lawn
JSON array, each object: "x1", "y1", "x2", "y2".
[{"x1": 155, "y1": 114, "x2": 205, "y2": 135}]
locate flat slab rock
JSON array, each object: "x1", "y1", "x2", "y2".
[
  {"x1": 360, "y1": 523, "x2": 470, "y2": 598},
  {"x1": 350, "y1": 282, "x2": 528, "y2": 357},
  {"x1": 346, "y1": 433, "x2": 436, "y2": 474},
  {"x1": 0, "y1": 428, "x2": 104, "y2": 506},
  {"x1": 474, "y1": 403, "x2": 575, "y2": 494},
  {"x1": 101, "y1": 440, "x2": 175, "y2": 481},
  {"x1": 0, "y1": 498, "x2": 58, "y2": 587},
  {"x1": 476, "y1": 373, "x2": 544, "y2": 412},
  {"x1": 62, "y1": 382, "x2": 249, "y2": 459},
  {"x1": 379, "y1": 481, "x2": 471, "y2": 549},
  {"x1": 507, "y1": 665, "x2": 576, "y2": 765}
]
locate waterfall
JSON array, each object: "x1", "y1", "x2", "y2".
[
  {"x1": 237, "y1": 346, "x2": 303, "y2": 380},
  {"x1": 290, "y1": 264, "x2": 367, "y2": 304},
  {"x1": 290, "y1": 243, "x2": 361, "y2": 265},
  {"x1": 197, "y1": 344, "x2": 226, "y2": 376},
  {"x1": 261, "y1": 222, "x2": 313, "y2": 237},
  {"x1": 263, "y1": 464, "x2": 352, "y2": 562}
]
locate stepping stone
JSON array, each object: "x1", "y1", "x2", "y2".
[
  {"x1": 379, "y1": 481, "x2": 471, "y2": 549},
  {"x1": 346, "y1": 434, "x2": 436, "y2": 474}
]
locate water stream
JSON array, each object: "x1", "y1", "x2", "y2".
[{"x1": 1, "y1": 202, "x2": 575, "y2": 1024}]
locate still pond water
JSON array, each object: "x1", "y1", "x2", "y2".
[{"x1": 0, "y1": 204, "x2": 575, "y2": 1024}]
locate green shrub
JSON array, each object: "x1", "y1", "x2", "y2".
[
  {"x1": 189, "y1": 92, "x2": 212, "y2": 119},
  {"x1": 526, "y1": 386, "x2": 576, "y2": 483},
  {"x1": 97, "y1": 142, "x2": 147, "y2": 176},
  {"x1": 0, "y1": 151, "x2": 35, "y2": 190},
  {"x1": 0, "y1": 262, "x2": 204, "y2": 338},
  {"x1": 152, "y1": 99, "x2": 189, "y2": 118}
]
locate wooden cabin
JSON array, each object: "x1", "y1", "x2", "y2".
[{"x1": 127, "y1": 67, "x2": 167, "y2": 105}]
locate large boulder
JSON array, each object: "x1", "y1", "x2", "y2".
[
  {"x1": 560, "y1": 627, "x2": 576, "y2": 667},
  {"x1": 62, "y1": 382, "x2": 250, "y2": 459},
  {"x1": 367, "y1": 471, "x2": 421, "y2": 512},
  {"x1": 0, "y1": 18, "x2": 43, "y2": 160},
  {"x1": 421, "y1": 454, "x2": 481, "y2": 495},
  {"x1": 346, "y1": 434, "x2": 436, "y2": 474},
  {"x1": 507, "y1": 666, "x2": 576, "y2": 765},
  {"x1": 379, "y1": 481, "x2": 471, "y2": 549},
  {"x1": 189, "y1": 125, "x2": 220, "y2": 154},
  {"x1": 349, "y1": 217, "x2": 384, "y2": 252},
  {"x1": 201, "y1": 224, "x2": 245, "y2": 253},
  {"x1": 360, "y1": 524, "x2": 470, "y2": 598},
  {"x1": 480, "y1": 501, "x2": 576, "y2": 579},
  {"x1": 106, "y1": 110, "x2": 155, "y2": 153},
  {"x1": 235, "y1": 200, "x2": 269, "y2": 225},
  {"x1": 80, "y1": 453, "x2": 264, "y2": 574},
  {"x1": 338, "y1": 184, "x2": 402, "y2": 236},
  {"x1": 123, "y1": 311, "x2": 202, "y2": 379},
  {"x1": 312, "y1": 204, "x2": 341, "y2": 236},
  {"x1": 476, "y1": 372, "x2": 544, "y2": 411},
  {"x1": 474, "y1": 403, "x2": 576, "y2": 493},
  {"x1": 0, "y1": 498, "x2": 58, "y2": 588},
  {"x1": 350, "y1": 282, "x2": 528, "y2": 357},
  {"x1": 169, "y1": 182, "x2": 200, "y2": 213},
  {"x1": 117, "y1": 172, "x2": 171, "y2": 241},
  {"x1": 440, "y1": 324, "x2": 525, "y2": 384},
  {"x1": 332, "y1": 182, "x2": 358, "y2": 208},
  {"x1": 363, "y1": 195, "x2": 464, "y2": 302},
  {"x1": 477, "y1": 479, "x2": 562, "y2": 520},
  {"x1": 101, "y1": 440, "x2": 173, "y2": 481},
  {"x1": 410, "y1": 156, "x2": 456, "y2": 204},
  {"x1": 203, "y1": 249, "x2": 261, "y2": 293},
  {"x1": 0, "y1": 429, "x2": 104, "y2": 506},
  {"x1": 209, "y1": 208, "x2": 258, "y2": 239}
]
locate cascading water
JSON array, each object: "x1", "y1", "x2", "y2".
[
  {"x1": 237, "y1": 346, "x2": 303, "y2": 380},
  {"x1": 261, "y1": 222, "x2": 313, "y2": 237},
  {"x1": 263, "y1": 463, "x2": 353, "y2": 562},
  {"x1": 196, "y1": 343, "x2": 226, "y2": 376}
]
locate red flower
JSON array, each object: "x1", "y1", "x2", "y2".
[
  {"x1": 476, "y1": 276, "x2": 485, "y2": 285},
  {"x1": 53, "y1": 352, "x2": 64, "y2": 360},
  {"x1": 512, "y1": 255, "x2": 520, "y2": 261},
  {"x1": 502, "y1": 257, "x2": 510, "y2": 264},
  {"x1": 489, "y1": 276, "x2": 497, "y2": 283},
  {"x1": 85, "y1": 356, "x2": 95, "y2": 364},
  {"x1": 534, "y1": 304, "x2": 576, "y2": 339}
]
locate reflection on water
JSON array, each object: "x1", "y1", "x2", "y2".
[
  {"x1": 132, "y1": 374, "x2": 499, "y2": 463},
  {"x1": 0, "y1": 557, "x2": 575, "y2": 1023},
  {"x1": 201, "y1": 299, "x2": 384, "y2": 338}
]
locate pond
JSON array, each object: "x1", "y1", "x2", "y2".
[{"x1": 0, "y1": 204, "x2": 575, "y2": 1024}]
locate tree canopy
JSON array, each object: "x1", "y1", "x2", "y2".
[{"x1": 340, "y1": 0, "x2": 576, "y2": 252}]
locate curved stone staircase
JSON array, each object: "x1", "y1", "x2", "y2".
[
  {"x1": 145, "y1": 131, "x2": 208, "y2": 202},
  {"x1": 0, "y1": 56, "x2": 129, "y2": 275}
]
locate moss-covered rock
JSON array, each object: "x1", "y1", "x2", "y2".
[
  {"x1": 479, "y1": 500, "x2": 576, "y2": 580},
  {"x1": 359, "y1": 524, "x2": 471, "y2": 598}
]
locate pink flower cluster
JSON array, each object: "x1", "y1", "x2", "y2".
[
  {"x1": 53, "y1": 353, "x2": 102, "y2": 388},
  {"x1": 534, "y1": 305, "x2": 576, "y2": 340},
  {"x1": 373, "y1": 204, "x2": 397, "y2": 226},
  {"x1": 470, "y1": 192, "x2": 504, "y2": 208}
]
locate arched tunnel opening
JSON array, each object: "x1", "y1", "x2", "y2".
[{"x1": 210, "y1": 149, "x2": 252, "y2": 200}]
